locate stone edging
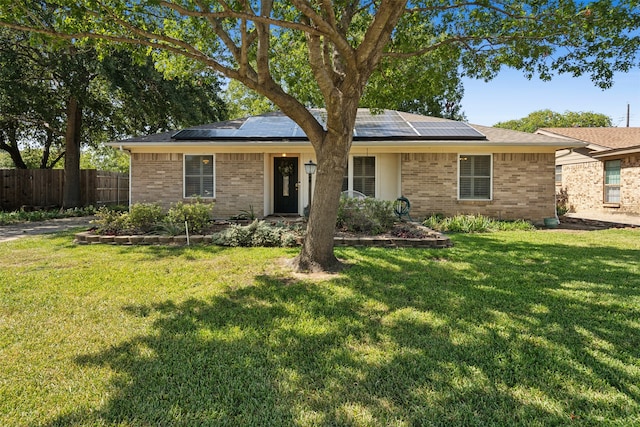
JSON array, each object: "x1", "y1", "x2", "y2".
[{"x1": 74, "y1": 231, "x2": 453, "y2": 249}]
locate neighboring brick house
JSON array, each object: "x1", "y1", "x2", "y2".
[
  {"x1": 536, "y1": 128, "x2": 640, "y2": 218},
  {"x1": 110, "y1": 109, "x2": 583, "y2": 223}
]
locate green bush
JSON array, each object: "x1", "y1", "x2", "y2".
[
  {"x1": 336, "y1": 197, "x2": 395, "y2": 235},
  {"x1": 167, "y1": 200, "x2": 213, "y2": 234},
  {"x1": 423, "y1": 214, "x2": 535, "y2": 233},
  {"x1": 212, "y1": 220, "x2": 299, "y2": 247},
  {"x1": 128, "y1": 203, "x2": 164, "y2": 233},
  {"x1": 93, "y1": 207, "x2": 130, "y2": 235}
]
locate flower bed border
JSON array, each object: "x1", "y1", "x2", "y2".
[{"x1": 74, "y1": 231, "x2": 452, "y2": 249}]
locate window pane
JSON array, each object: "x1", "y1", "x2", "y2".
[
  {"x1": 605, "y1": 160, "x2": 621, "y2": 185},
  {"x1": 459, "y1": 177, "x2": 472, "y2": 198},
  {"x1": 185, "y1": 156, "x2": 201, "y2": 175},
  {"x1": 474, "y1": 177, "x2": 490, "y2": 197},
  {"x1": 185, "y1": 177, "x2": 201, "y2": 197},
  {"x1": 605, "y1": 186, "x2": 620, "y2": 203},
  {"x1": 459, "y1": 157, "x2": 472, "y2": 175},
  {"x1": 473, "y1": 156, "x2": 491, "y2": 176},
  {"x1": 555, "y1": 165, "x2": 562, "y2": 183}
]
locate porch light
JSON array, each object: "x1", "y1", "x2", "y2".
[
  {"x1": 304, "y1": 159, "x2": 317, "y2": 175},
  {"x1": 304, "y1": 159, "x2": 317, "y2": 217}
]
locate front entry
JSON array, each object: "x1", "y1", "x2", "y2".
[{"x1": 274, "y1": 157, "x2": 299, "y2": 214}]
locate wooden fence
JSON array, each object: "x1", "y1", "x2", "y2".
[{"x1": 0, "y1": 169, "x2": 129, "y2": 211}]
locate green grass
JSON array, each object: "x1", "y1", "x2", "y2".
[
  {"x1": 0, "y1": 207, "x2": 98, "y2": 225},
  {"x1": 1, "y1": 229, "x2": 639, "y2": 426}
]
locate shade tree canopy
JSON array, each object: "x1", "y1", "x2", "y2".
[
  {"x1": 1, "y1": 0, "x2": 639, "y2": 270},
  {"x1": 0, "y1": 26, "x2": 227, "y2": 206},
  {"x1": 494, "y1": 110, "x2": 614, "y2": 133}
]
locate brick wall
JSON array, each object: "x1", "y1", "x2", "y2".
[
  {"x1": 561, "y1": 161, "x2": 602, "y2": 212},
  {"x1": 622, "y1": 155, "x2": 640, "y2": 213},
  {"x1": 131, "y1": 152, "x2": 264, "y2": 218},
  {"x1": 562, "y1": 155, "x2": 640, "y2": 215},
  {"x1": 215, "y1": 153, "x2": 264, "y2": 218},
  {"x1": 131, "y1": 153, "x2": 183, "y2": 209},
  {"x1": 401, "y1": 153, "x2": 556, "y2": 221}
]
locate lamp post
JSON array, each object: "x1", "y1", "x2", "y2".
[{"x1": 304, "y1": 159, "x2": 317, "y2": 217}]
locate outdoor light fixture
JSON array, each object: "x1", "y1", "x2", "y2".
[
  {"x1": 304, "y1": 159, "x2": 317, "y2": 175},
  {"x1": 304, "y1": 159, "x2": 317, "y2": 217}
]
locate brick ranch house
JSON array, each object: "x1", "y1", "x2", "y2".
[
  {"x1": 536, "y1": 127, "x2": 640, "y2": 218},
  {"x1": 109, "y1": 109, "x2": 584, "y2": 223}
]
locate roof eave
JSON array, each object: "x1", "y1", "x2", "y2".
[{"x1": 108, "y1": 139, "x2": 586, "y2": 149}]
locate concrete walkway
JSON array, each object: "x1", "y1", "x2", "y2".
[
  {"x1": 0, "y1": 216, "x2": 95, "y2": 243},
  {"x1": 562, "y1": 211, "x2": 640, "y2": 228}
]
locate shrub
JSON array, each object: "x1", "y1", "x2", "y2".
[
  {"x1": 337, "y1": 197, "x2": 395, "y2": 235},
  {"x1": 556, "y1": 187, "x2": 570, "y2": 216},
  {"x1": 128, "y1": 203, "x2": 164, "y2": 233},
  {"x1": 93, "y1": 207, "x2": 130, "y2": 235},
  {"x1": 212, "y1": 220, "x2": 299, "y2": 247},
  {"x1": 167, "y1": 200, "x2": 213, "y2": 234}
]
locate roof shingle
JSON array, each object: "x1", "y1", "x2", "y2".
[{"x1": 538, "y1": 128, "x2": 640, "y2": 150}]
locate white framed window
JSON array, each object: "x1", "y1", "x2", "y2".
[
  {"x1": 604, "y1": 160, "x2": 621, "y2": 203},
  {"x1": 342, "y1": 156, "x2": 376, "y2": 197},
  {"x1": 555, "y1": 165, "x2": 562, "y2": 185},
  {"x1": 458, "y1": 154, "x2": 492, "y2": 200},
  {"x1": 184, "y1": 154, "x2": 215, "y2": 198}
]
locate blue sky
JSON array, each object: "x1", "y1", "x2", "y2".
[{"x1": 461, "y1": 69, "x2": 640, "y2": 127}]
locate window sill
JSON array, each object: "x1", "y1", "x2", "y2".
[
  {"x1": 457, "y1": 199, "x2": 492, "y2": 204},
  {"x1": 603, "y1": 203, "x2": 620, "y2": 209}
]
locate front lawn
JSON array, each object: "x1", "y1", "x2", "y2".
[{"x1": 1, "y1": 229, "x2": 639, "y2": 426}]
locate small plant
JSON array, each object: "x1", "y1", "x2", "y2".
[
  {"x1": 423, "y1": 214, "x2": 535, "y2": 233},
  {"x1": 212, "y1": 220, "x2": 299, "y2": 247},
  {"x1": 167, "y1": 200, "x2": 213, "y2": 234},
  {"x1": 556, "y1": 187, "x2": 570, "y2": 216},
  {"x1": 154, "y1": 220, "x2": 185, "y2": 236}
]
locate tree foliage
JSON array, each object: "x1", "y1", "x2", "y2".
[
  {"x1": 0, "y1": 28, "x2": 228, "y2": 172},
  {"x1": 1, "y1": 0, "x2": 638, "y2": 269},
  {"x1": 494, "y1": 109, "x2": 614, "y2": 133}
]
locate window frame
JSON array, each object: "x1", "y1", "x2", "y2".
[
  {"x1": 603, "y1": 159, "x2": 621, "y2": 204},
  {"x1": 458, "y1": 154, "x2": 493, "y2": 201},
  {"x1": 342, "y1": 155, "x2": 377, "y2": 197},
  {"x1": 183, "y1": 154, "x2": 215, "y2": 199},
  {"x1": 555, "y1": 165, "x2": 563, "y2": 186}
]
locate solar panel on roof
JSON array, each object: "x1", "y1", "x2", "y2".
[
  {"x1": 172, "y1": 129, "x2": 239, "y2": 139},
  {"x1": 237, "y1": 115, "x2": 304, "y2": 137},
  {"x1": 171, "y1": 110, "x2": 486, "y2": 141},
  {"x1": 410, "y1": 121, "x2": 485, "y2": 139}
]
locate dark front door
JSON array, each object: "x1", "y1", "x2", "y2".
[{"x1": 274, "y1": 157, "x2": 299, "y2": 214}]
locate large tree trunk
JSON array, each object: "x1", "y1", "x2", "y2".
[
  {"x1": 63, "y1": 96, "x2": 82, "y2": 207},
  {"x1": 291, "y1": 102, "x2": 358, "y2": 272}
]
